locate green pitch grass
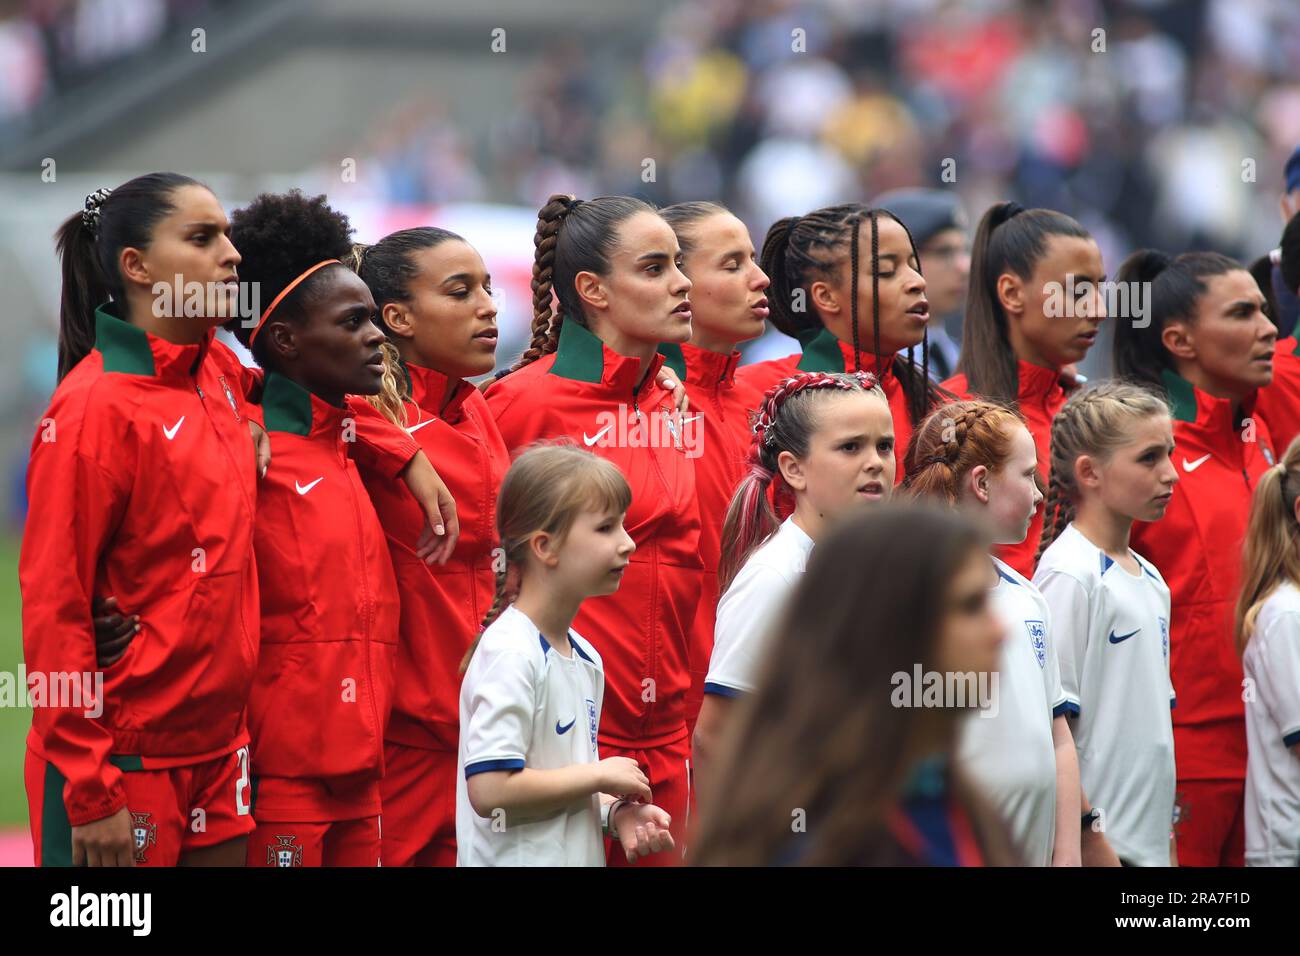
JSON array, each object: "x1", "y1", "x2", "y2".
[{"x1": 0, "y1": 535, "x2": 26, "y2": 826}]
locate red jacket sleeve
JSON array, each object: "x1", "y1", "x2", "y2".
[
  {"x1": 345, "y1": 397, "x2": 420, "y2": 478},
  {"x1": 20, "y1": 394, "x2": 132, "y2": 826}
]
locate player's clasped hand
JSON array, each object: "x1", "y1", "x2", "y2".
[
  {"x1": 614, "y1": 803, "x2": 675, "y2": 863},
  {"x1": 91, "y1": 596, "x2": 140, "y2": 667},
  {"x1": 72, "y1": 806, "x2": 135, "y2": 867},
  {"x1": 597, "y1": 756, "x2": 651, "y2": 802}
]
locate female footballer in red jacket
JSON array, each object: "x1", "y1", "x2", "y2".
[
  {"x1": 941, "y1": 202, "x2": 1105, "y2": 578},
  {"x1": 227, "y1": 191, "x2": 413, "y2": 866},
  {"x1": 346, "y1": 227, "x2": 511, "y2": 866},
  {"x1": 23, "y1": 174, "x2": 264, "y2": 867},
  {"x1": 657, "y1": 201, "x2": 770, "y2": 737},
  {"x1": 485, "y1": 194, "x2": 703, "y2": 865},
  {"x1": 737, "y1": 202, "x2": 944, "y2": 482},
  {"x1": 1113, "y1": 249, "x2": 1278, "y2": 867}
]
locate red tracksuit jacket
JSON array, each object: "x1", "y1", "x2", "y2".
[
  {"x1": 737, "y1": 327, "x2": 918, "y2": 484},
  {"x1": 247, "y1": 373, "x2": 402, "y2": 819},
  {"x1": 658, "y1": 342, "x2": 764, "y2": 724},
  {"x1": 21, "y1": 306, "x2": 260, "y2": 826},
  {"x1": 1130, "y1": 370, "x2": 1276, "y2": 782},
  {"x1": 943, "y1": 361, "x2": 1069, "y2": 577},
  {"x1": 486, "y1": 320, "x2": 704, "y2": 748},
  {"x1": 1255, "y1": 336, "x2": 1300, "y2": 456},
  {"x1": 356, "y1": 361, "x2": 510, "y2": 753}
]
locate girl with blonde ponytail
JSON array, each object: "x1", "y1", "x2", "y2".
[
  {"x1": 1235, "y1": 436, "x2": 1300, "y2": 865},
  {"x1": 455, "y1": 444, "x2": 677, "y2": 867},
  {"x1": 1032, "y1": 382, "x2": 1181, "y2": 866}
]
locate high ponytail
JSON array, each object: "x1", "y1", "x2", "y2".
[
  {"x1": 54, "y1": 172, "x2": 203, "y2": 380},
  {"x1": 718, "y1": 371, "x2": 885, "y2": 593},
  {"x1": 958, "y1": 202, "x2": 1090, "y2": 403},
  {"x1": 1236, "y1": 435, "x2": 1300, "y2": 653}
]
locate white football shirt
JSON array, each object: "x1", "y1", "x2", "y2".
[
  {"x1": 1243, "y1": 580, "x2": 1300, "y2": 866},
  {"x1": 1034, "y1": 523, "x2": 1176, "y2": 867},
  {"x1": 704, "y1": 517, "x2": 814, "y2": 697},
  {"x1": 959, "y1": 556, "x2": 1068, "y2": 867},
  {"x1": 456, "y1": 605, "x2": 606, "y2": 867}
]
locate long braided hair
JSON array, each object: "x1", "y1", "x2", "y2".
[
  {"x1": 460, "y1": 442, "x2": 631, "y2": 674},
  {"x1": 717, "y1": 370, "x2": 887, "y2": 593},
  {"x1": 759, "y1": 202, "x2": 946, "y2": 426},
  {"x1": 494, "y1": 194, "x2": 657, "y2": 381},
  {"x1": 1035, "y1": 381, "x2": 1172, "y2": 565},
  {"x1": 902, "y1": 400, "x2": 1028, "y2": 506}
]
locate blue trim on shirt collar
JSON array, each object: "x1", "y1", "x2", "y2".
[
  {"x1": 995, "y1": 566, "x2": 1020, "y2": 586},
  {"x1": 568, "y1": 633, "x2": 595, "y2": 664},
  {"x1": 1100, "y1": 552, "x2": 1114, "y2": 575}
]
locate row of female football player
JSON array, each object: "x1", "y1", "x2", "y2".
[{"x1": 20, "y1": 170, "x2": 1300, "y2": 866}]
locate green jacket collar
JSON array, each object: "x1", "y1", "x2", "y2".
[
  {"x1": 550, "y1": 317, "x2": 665, "y2": 392},
  {"x1": 94, "y1": 303, "x2": 215, "y2": 379}
]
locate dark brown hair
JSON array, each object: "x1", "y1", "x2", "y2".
[
  {"x1": 54, "y1": 172, "x2": 204, "y2": 380},
  {"x1": 759, "y1": 202, "x2": 945, "y2": 425},
  {"x1": 690, "y1": 503, "x2": 1016, "y2": 866},
  {"x1": 958, "y1": 202, "x2": 1090, "y2": 403}
]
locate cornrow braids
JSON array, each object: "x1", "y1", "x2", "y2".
[
  {"x1": 761, "y1": 202, "x2": 946, "y2": 427},
  {"x1": 903, "y1": 400, "x2": 1027, "y2": 506},
  {"x1": 718, "y1": 371, "x2": 885, "y2": 592},
  {"x1": 1034, "y1": 381, "x2": 1171, "y2": 563}
]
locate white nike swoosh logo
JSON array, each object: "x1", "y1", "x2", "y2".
[
  {"x1": 405, "y1": 418, "x2": 436, "y2": 434},
  {"x1": 681, "y1": 414, "x2": 703, "y2": 425},
  {"x1": 295, "y1": 477, "x2": 324, "y2": 495},
  {"x1": 583, "y1": 424, "x2": 612, "y2": 447},
  {"x1": 162, "y1": 416, "x2": 185, "y2": 440},
  {"x1": 1183, "y1": 453, "x2": 1212, "y2": 473}
]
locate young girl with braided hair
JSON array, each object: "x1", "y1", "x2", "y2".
[
  {"x1": 693, "y1": 371, "x2": 893, "y2": 786},
  {"x1": 1235, "y1": 436, "x2": 1300, "y2": 866},
  {"x1": 739, "y1": 202, "x2": 945, "y2": 482},
  {"x1": 905, "y1": 401, "x2": 1087, "y2": 867},
  {"x1": 484, "y1": 194, "x2": 703, "y2": 865},
  {"x1": 456, "y1": 445, "x2": 675, "y2": 866},
  {"x1": 1032, "y1": 382, "x2": 1180, "y2": 866},
  {"x1": 942, "y1": 201, "x2": 1106, "y2": 579}
]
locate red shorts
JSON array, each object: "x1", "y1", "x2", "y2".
[
  {"x1": 1173, "y1": 779, "x2": 1245, "y2": 867},
  {"x1": 600, "y1": 734, "x2": 690, "y2": 868},
  {"x1": 26, "y1": 745, "x2": 254, "y2": 867},
  {"x1": 247, "y1": 816, "x2": 381, "y2": 867},
  {"x1": 379, "y1": 742, "x2": 456, "y2": 867}
]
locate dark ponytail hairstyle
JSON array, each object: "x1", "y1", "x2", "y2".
[
  {"x1": 500, "y1": 193, "x2": 657, "y2": 377},
  {"x1": 54, "y1": 172, "x2": 204, "y2": 380},
  {"x1": 1111, "y1": 248, "x2": 1241, "y2": 393},
  {"x1": 959, "y1": 202, "x2": 1091, "y2": 403},
  {"x1": 228, "y1": 189, "x2": 355, "y2": 369},
  {"x1": 345, "y1": 227, "x2": 464, "y2": 423},
  {"x1": 758, "y1": 202, "x2": 944, "y2": 426}
]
